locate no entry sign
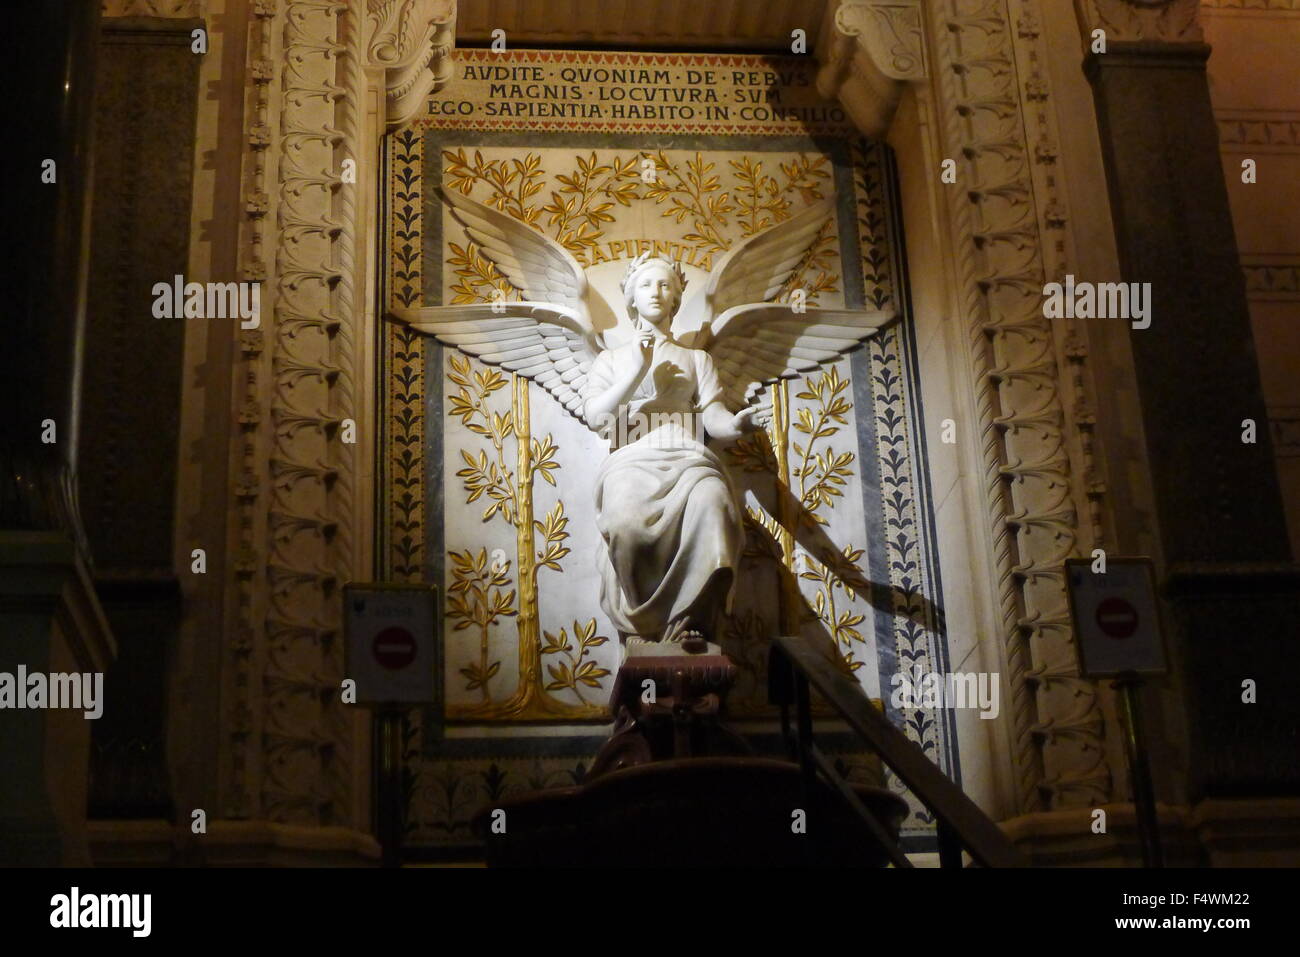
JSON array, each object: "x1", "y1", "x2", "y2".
[
  {"x1": 373, "y1": 627, "x2": 418, "y2": 670},
  {"x1": 344, "y1": 584, "x2": 439, "y2": 706},
  {"x1": 1095, "y1": 597, "x2": 1140, "y2": 639},
  {"x1": 1065, "y1": 557, "x2": 1166, "y2": 677}
]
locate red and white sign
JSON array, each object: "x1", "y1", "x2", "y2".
[
  {"x1": 1095, "y1": 597, "x2": 1139, "y2": 639},
  {"x1": 1065, "y1": 558, "x2": 1166, "y2": 677},
  {"x1": 344, "y1": 584, "x2": 439, "y2": 705},
  {"x1": 373, "y1": 627, "x2": 418, "y2": 670}
]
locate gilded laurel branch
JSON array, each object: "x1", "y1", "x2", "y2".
[
  {"x1": 542, "y1": 151, "x2": 641, "y2": 254},
  {"x1": 442, "y1": 148, "x2": 544, "y2": 226},
  {"x1": 447, "y1": 241, "x2": 513, "y2": 306},
  {"x1": 448, "y1": 356, "x2": 515, "y2": 523},
  {"x1": 644, "y1": 150, "x2": 733, "y2": 254},
  {"x1": 445, "y1": 353, "x2": 518, "y2": 699},
  {"x1": 731, "y1": 153, "x2": 831, "y2": 236},
  {"x1": 793, "y1": 366, "x2": 870, "y2": 672},
  {"x1": 793, "y1": 366, "x2": 854, "y2": 523},
  {"x1": 541, "y1": 618, "x2": 611, "y2": 703},
  {"x1": 448, "y1": 547, "x2": 516, "y2": 701}
]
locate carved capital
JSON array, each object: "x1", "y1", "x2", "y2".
[
  {"x1": 364, "y1": 0, "x2": 457, "y2": 130},
  {"x1": 816, "y1": 0, "x2": 927, "y2": 138},
  {"x1": 1075, "y1": 0, "x2": 1204, "y2": 44}
]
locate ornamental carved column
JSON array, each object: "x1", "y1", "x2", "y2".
[{"x1": 213, "y1": 0, "x2": 455, "y2": 852}]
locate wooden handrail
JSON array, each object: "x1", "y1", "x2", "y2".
[{"x1": 771, "y1": 636, "x2": 1027, "y2": 868}]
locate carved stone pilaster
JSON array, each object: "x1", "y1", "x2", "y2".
[
  {"x1": 219, "y1": 0, "x2": 457, "y2": 831},
  {"x1": 1081, "y1": 0, "x2": 1299, "y2": 803},
  {"x1": 816, "y1": 0, "x2": 927, "y2": 137},
  {"x1": 364, "y1": 0, "x2": 457, "y2": 130},
  {"x1": 926, "y1": 2, "x2": 1111, "y2": 811}
]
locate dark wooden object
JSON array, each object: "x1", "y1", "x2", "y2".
[{"x1": 588, "y1": 654, "x2": 752, "y2": 778}]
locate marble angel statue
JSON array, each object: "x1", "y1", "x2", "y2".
[{"x1": 390, "y1": 187, "x2": 894, "y2": 652}]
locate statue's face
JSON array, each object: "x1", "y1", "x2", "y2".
[{"x1": 632, "y1": 263, "x2": 678, "y2": 327}]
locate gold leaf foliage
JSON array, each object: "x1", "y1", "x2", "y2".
[
  {"x1": 448, "y1": 547, "x2": 517, "y2": 699},
  {"x1": 442, "y1": 148, "x2": 544, "y2": 226},
  {"x1": 542, "y1": 617, "x2": 611, "y2": 702},
  {"x1": 534, "y1": 501, "x2": 570, "y2": 571},
  {"x1": 448, "y1": 354, "x2": 517, "y2": 524},
  {"x1": 446, "y1": 241, "x2": 513, "y2": 306},
  {"x1": 643, "y1": 150, "x2": 733, "y2": 254},
  {"x1": 792, "y1": 366, "x2": 854, "y2": 525},
  {"x1": 542, "y1": 151, "x2": 642, "y2": 254}
]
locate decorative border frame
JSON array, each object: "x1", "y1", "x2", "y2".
[{"x1": 379, "y1": 115, "x2": 953, "y2": 841}]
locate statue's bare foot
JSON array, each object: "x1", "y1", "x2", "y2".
[{"x1": 679, "y1": 629, "x2": 708, "y2": 654}]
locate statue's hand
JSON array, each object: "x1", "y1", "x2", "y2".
[
  {"x1": 636, "y1": 326, "x2": 655, "y2": 369},
  {"x1": 733, "y1": 404, "x2": 772, "y2": 434}
]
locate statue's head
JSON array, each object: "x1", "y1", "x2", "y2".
[{"x1": 621, "y1": 253, "x2": 687, "y2": 330}]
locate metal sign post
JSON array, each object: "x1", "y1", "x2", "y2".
[
  {"x1": 343, "y1": 583, "x2": 440, "y2": 869},
  {"x1": 1113, "y1": 671, "x2": 1162, "y2": 868},
  {"x1": 1064, "y1": 557, "x2": 1168, "y2": 868}
]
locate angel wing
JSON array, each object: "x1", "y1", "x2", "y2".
[
  {"x1": 388, "y1": 188, "x2": 616, "y2": 425},
  {"x1": 439, "y1": 186, "x2": 618, "y2": 334},
  {"x1": 391, "y1": 304, "x2": 603, "y2": 421},
  {"x1": 686, "y1": 199, "x2": 897, "y2": 409},
  {"x1": 705, "y1": 305, "x2": 894, "y2": 409}
]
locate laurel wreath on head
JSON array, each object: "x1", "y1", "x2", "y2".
[{"x1": 619, "y1": 252, "x2": 688, "y2": 296}]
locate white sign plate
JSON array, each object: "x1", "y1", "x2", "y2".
[
  {"x1": 344, "y1": 583, "x2": 439, "y2": 706},
  {"x1": 1064, "y1": 558, "x2": 1167, "y2": 678}
]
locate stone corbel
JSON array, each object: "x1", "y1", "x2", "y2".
[
  {"x1": 365, "y1": 0, "x2": 458, "y2": 131},
  {"x1": 815, "y1": 0, "x2": 927, "y2": 138}
]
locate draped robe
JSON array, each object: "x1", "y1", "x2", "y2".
[{"x1": 584, "y1": 338, "x2": 743, "y2": 639}]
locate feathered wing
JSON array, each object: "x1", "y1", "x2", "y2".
[
  {"x1": 704, "y1": 304, "x2": 896, "y2": 409},
  {"x1": 439, "y1": 186, "x2": 618, "y2": 333},
  {"x1": 689, "y1": 198, "x2": 896, "y2": 408},
  {"x1": 685, "y1": 199, "x2": 836, "y2": 326},
  {"x1": 388, "y1": 187, "x2": 615, "y2": 425},
  {"x1": 390, "y1": 303, "x2": 603, "y2": 423}
]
